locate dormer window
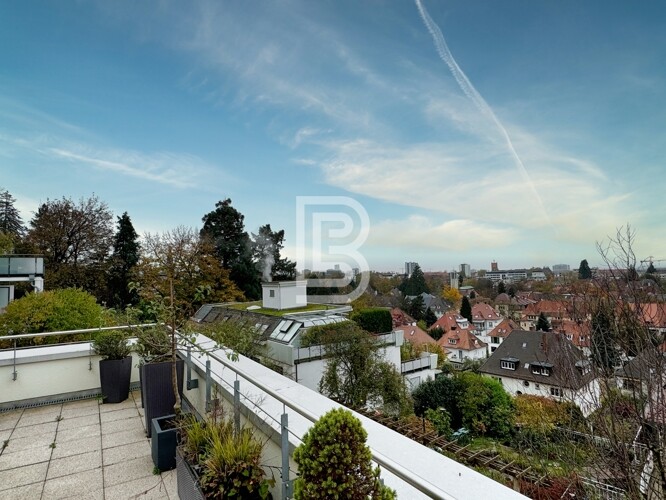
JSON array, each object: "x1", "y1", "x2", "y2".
[
  {"x1": 500, "y1": 357, "x2": 519, "y2": 370},
  {"x1": 448, "y1": 338, "x2": 457, "y2": 345},
  {"x1": 531, "y1": 362, "x2": 553, "y2": 376}
]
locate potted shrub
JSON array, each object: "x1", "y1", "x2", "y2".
[
  {"x1": 177, "y1": 413, "x2": 273, "y2": 499},
  {"x1": 292, "y1": 408, "x2": 396, "y2": 499},
  {"x1": 92, "y1": 329, "x2": 132, "y2": 404}
]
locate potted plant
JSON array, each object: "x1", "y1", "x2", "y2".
[
  {"x1": 177, "y1": 413, "x2": 274, "y2": 499},
  {"x1": 292, "y1": 408, "x2": 396, "y2": 499},
  {"x1": 92, "y1": 329, "x2": 132, "y2": 404}
]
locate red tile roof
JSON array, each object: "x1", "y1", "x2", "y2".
[
  {"x1": 472, "y1": 303, "x2": 501, "y2": 321},
  {"x1": 488, "y1": 319, "x2": 519, "y2": 338},
  {"x1": 438, "y1": 328, "x2": 486, "y2": 351},
  {"x1": 430, "y1": 313, "x2": 476, "y2": 333},
  {"x1": 397, "y1": 323, "x2": 437, "y2": 346}
]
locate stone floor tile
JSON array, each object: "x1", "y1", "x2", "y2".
[
  {"x1": 56, "y1": 423, "x2": 101, "y2": 443},
  {"x1": 99, "y1": 398, "x2": 137, "y2": 413},
  {"x1": 0, "y1": 461, "x2": 48, "y2": 492},
  {"x1": 57, "y1": 413, "x2": 100, "y2": 431},
  {"x1": 0, "y1": 481, "x2": 43, "y2": 500},
  {"x1": 42, "y1": 467, "x2": 103, "y2": 499},
  {"x1": 104, "y1": 473, "x2": 167, "y2": 500},
  {"x1": 161, "y1": 468, "x2": 178, "y2": 499},
  {"x1": 10, "y1": 420, "x2": 58, "y2": 439},
  {"x1": 100, "y1": 407, "x2": 141, "y2": 424},
  {"x1": 1, "y1": 430, "x2": 57, "y2": 455},
  {"x1": 0, "y1": 429, "x2": 11, "y2": 448},
  {"x1": 47, "y1": 449, "x2": 102, "y2": 480},
  {"x1": 16, "y1": 406, "x2": 62, "y2": 427},
  {"x1": 102, "y1": 439, "x2": 151, "y2": 466},
  {"x1": 50, "y1": 435, "x2": 100, "y2": 460},
  {"x1": 60, "y1": 402, "x2": 100, "y2": 419},
  {"x1": 0, "y1": 410, "x2": 22, "y2": 432},
  {"x1": 61, "y1": 398, "x2": 100, "y2": 410},
  {"x1": 102, "y1": 427, "x2": 146, "y2": 449},
  {"x1": 103, "y1": 454, "x2": 155, "y2": 487},
  {"x1": 101, "y1": 416, "x2": 145, "y2": 435},
  {"x1": 0, "y1": 444, "x2": 52, "y2": 471}
]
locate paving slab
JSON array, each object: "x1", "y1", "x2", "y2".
[
  {"x1": 0, "y1": 461, "x2": 48, "y2": 492},
  {"x1": 47, "y1": 449, "x2": 102, "y2": 480},
  {"x1": 0, "y1": 481, "x2": 43, "y2": 500},
  {"x1": 100, "y1": 407, "x2": 141, "y2": 424},
  {"x1": 0, "y1": 410, "x2": 22, "y2": 432},
  {"x1": 42, "y1": 466, "x2": 103, "y2": 499},
  {"x1": 102, "y1": 427, "x2": 147, "y2": 449},
  {"x1": 57, "y1": 413, "x2": 100, "y2": 430},
  {"x1": 103, "y1": 454, "x2": 155, "y2": 487},
  {"x1": 0, "y1": 430, "x2": 57, "y2": 454},
  {"x1": 16, "y1": 406, "x2": 62, "y2": 427},
  {"x1": 0, "y1": 443, "x2": 52, "y2": 471},
  {"x1": 99, "y1": 398, "x2": 137, "y2": 413},
  {"x1": 104, "y1": 473, "x2": 167, "y2": 500},
  {"x1": 102, "y1": 439, "x2": 151, "y2": 467},
  {"x1": 161, "y1": 468, "x2": 179, "y2": 499},
  {"x1": 60, "y1": 402, "x2": 100, "y2": 419},
  {"x1": 50, "y1": 435, "x2": 101, "y2": 460},
  {"x1": 101, "y1": 416, "x2": 145, "y2": 436},
  {"x1": 57, "y1": 423, "x2": 101, "y2": 443},
  {"x1": 10, "y1": 420, "x2": 58, "y2": 439}
]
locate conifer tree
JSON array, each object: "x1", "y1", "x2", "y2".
[
  {"x1": 460, "y1": 296, "x2": 472, "y2": 322},
  {"x1": 0, "y1": 188, "x2": 25, "y2": 240}
]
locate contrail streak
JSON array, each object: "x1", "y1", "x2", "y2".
[{"x1": 415, "y1": 0, "x2": 551, "y2": 226}]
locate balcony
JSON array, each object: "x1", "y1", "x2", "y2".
[{"x1": 0, "y1": 328, "x2": 526, "y2": 499}]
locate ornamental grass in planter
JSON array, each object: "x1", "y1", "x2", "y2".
[
  {"x1": 178, "y1": 413, "x2": 274, "y2": 499},
  {"x1": 92, "y1": 329, "x2": 132, "y2": 404}
]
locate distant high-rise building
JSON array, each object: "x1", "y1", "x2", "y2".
[
  {"x1": 552, "y1": 264, "x2": 570, "y2": 276},
  {"x1": 405, "y1": 261, "x2": 417, "y2": 277},
  {"x1": 449, "y1": 271, "x2": 460, "y2": 289},
  {"x1": 491, "y1": 261, "x2": 499, "y2": 272},
  {"x1": 459, "y1": 263, "x2": 471, "y2": 277}
]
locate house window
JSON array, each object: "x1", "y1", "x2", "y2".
[
  {"x1": 500, "y1": 360, "x2": 516, "y2": 370},
  {"x1": 448, "y1": 339, "x2": 457, "y2": 345},
  {"x1": 550, "y1": 387, "x2": 561, "y2": 397},
  {"x1": 491, "y1": 336, "x2": 500, "y2": 344},
  {"x1": 269, "y1": 290, "x2": 275, "y2": 298}
]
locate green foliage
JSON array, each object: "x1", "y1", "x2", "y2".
[
  {"x1": 578, "y1": 259, "x2": 592, "y2": 280},
  {"x1": 317, "y1": 322, "x2": 413, "y2": 416},
  {"x1": 457, "y1": 373, "x2": 514, "y2": 439},
  {"x1": 0, "y1": 231, "x2": 15, "y2": 254},
  {"x1": 459, "y1": 296, "x2": 472, "y2": 322},
  {"x1": 108, "y1": 212, "x2": 141, "y2": 309},
  {"x1": 293, "y1": 408, "x2": 395, "y2": 500},
  {"x1": 412, "y1": 375, "x2": 465, "y2": 425},
  {"x1": 424, "y1": 307, "x2": 437, "y2": 327},
  {"x1": 0, "y1": 188, "x2": 25, "y2": 238},
  {"x1": 180, "y1": 414, "x2": 272, "y2": 499},
  {"x1": 428, "y1": 326, "x2": 444, "y2": 341},
  {"x1": 299, "y1": 320, "x2": 353, "y2": 348},
  {"x1": 135, "y1": 326, "x2": 172, "y2": 363},
  {"x1": 399, "y1": 263, "x2": 429, "y2": 296},
  {"x1": 497, "y1": 281, "x2": 506, "y2": 294},
  {"x1": 198, "y1": 319, "x2": 263, "y2": 359},
  {"x1": 0, "y1": 288, "x2": 106, "y2": 345},
  {"x1": 251, "y1": 224, "x2": 297, "y2": 281},
  {"x1": 351, "y1": 308, "x2": 393, "y2": 334},
  {"x1": 590, "y1": 305, "x2": 619, "y2": 375},
  {"x1": 406, "y1": 294, "x2": 424, "y2": 321},
  {"x1": 92, "y1": 329, "x2": 131, "y2": 360},
  {"x1": 535, "y1": 312, "x2": 550, "y2": 332},
  {"x1": 425, "y1": 407, "x2": 452, "y2": 438}
]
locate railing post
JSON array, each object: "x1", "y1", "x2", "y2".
[
  {"x1": 281, "y1": 411, "x2": 293, "y2": 499},
  {"x1": 12, "y1": 338, "x2": 17, "y2": 381},
  {"x1": 233, "y1": 379, "x2": 241, "y2": 435},
  {"x1": 205, "y1": 358, "x2": 212, "y2": 412},
  {"x1": 186, "y1": 346, "x2": 198, "y2": 389}
]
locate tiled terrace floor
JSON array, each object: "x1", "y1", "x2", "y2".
[{"x1": 0, "y1": 391, "x2": 176, "y2": 500}]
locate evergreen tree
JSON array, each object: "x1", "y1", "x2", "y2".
[
  {"x1": 535, "y1": 312, "x2": 550, "y2": 332},
  {"x1": 424, "y1": 306, "x2": 437, "y2": 327},
  {"x1": 460, "y1": 296, "x2": 472, "y2": 322},
  {"x1": 407, "y1": 294, "x2": 425, "y2": 321},
  {"x1": 497, "y1": 281, "x2": 506, "y2": 294},
  {"x1": 108, "y1": 212, "x2": 141, "y2": 308},
  {"x1": 0, "y1": 188, "x2": 25, "y2": 240},
  {"x1": 201, "y1": 199, "x2": 261, "y2": 299},
  {"x1": 578, "y1": 259, "x2": 592, "y2": 279},
  {"x1": 590, "y1": 307, "x2": 619, "y2": 375},
  {"x1": 251, "y1": 224, "x2": 296, "y2": 281},
  {"x1": 508, "y1": 286, "x2": 516, "y2": 298},
  {"x1": 646, "y1": 262, "x2": 657, "y2": 275},
  {"x1": 399, "y1": 263, "x2": 429, "y2": 295}
]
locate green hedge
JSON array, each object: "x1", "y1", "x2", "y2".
[{"x1": 350, "y1": 308, "x2": 392, "y2": 334}]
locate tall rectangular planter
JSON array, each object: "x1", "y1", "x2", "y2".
[
  {"x1": 142, "y1": 359, "x2": 184, "y2": 437},
  {"x1": 151, "y1": 414, "x2": 178, "y2": 471},
  {"x1": 176, "y1": 447, "x2": 205, "y2": 500},
  {"x1": 99, "y1": 356, "x2": 132, "y2": 404}
]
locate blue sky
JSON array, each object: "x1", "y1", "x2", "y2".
[{"x1": 1, "y1": 1, "x2": 665, "y2": 273}]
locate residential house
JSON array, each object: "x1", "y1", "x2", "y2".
[
  {"x1": 487, "y1": 318, "x2": 520, "y2": 353},
  {"x1": 552, "y1": 319, "x2": 591, "y2": 357},
  {"x1": 405, "y1": 292, "x2": 449, "y2": 319},
  {"x1": 479, "y1": 330, "x2": 600, "y2": 416},
  {"x1": 494, "y1": 293, "x2": 535, "y2": 321},
  {"x1": 520, "y1": 300, "x2": 570, "y2": 330},
  {"x1": 430, "y1": 312, "x2": 476, "y2": 335},
  {"x1": 438, "y1": 328, "x2": 487, "y2": 366},
  {"x1": 390, "y1": 307, "x2": 416, "y2": 329},
  {"x1": 471, "y1": 303, "x2": 503, "y2": 341}
]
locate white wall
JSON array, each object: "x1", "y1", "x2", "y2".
[{"x1": 261, "y1": 281, "x2": 307, "y2": 310}]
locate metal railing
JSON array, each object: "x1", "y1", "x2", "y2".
[
  {"x1": 401, "y1": 355, "x2": 432, "y2": 374},
  {"x1": 294, "y1": 331, "x2": 398, "y2": 364},
  {"x1": 0, "y1": 324, "x2": 157, "y2": 381},
  {"x1": 179, "y1": 333, "x2": 455, "y2": 500}
]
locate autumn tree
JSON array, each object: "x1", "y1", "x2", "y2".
[
  {"x1": 108, "y1": 212, "x2": 140, "y2": 309},
  {"x1": 442, "y1": 285, "x2": 462, "y2": 304},
  {"x1": 26, "y1": 195, "x2": 113, "y2": 298},
  {"x1": 133, "y1": 226, "x2": 244, "y2": 320}
]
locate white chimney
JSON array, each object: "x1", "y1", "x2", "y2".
[{"x1": 261, "y1": 281, "x2": 307, "y2": 310}]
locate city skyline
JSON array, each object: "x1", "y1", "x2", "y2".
[{"x1": 2, "y1": 1, "x2": 665, "y2": 271}]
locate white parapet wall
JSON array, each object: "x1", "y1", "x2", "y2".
[{"x1": 0, "y1": 342, "x2": 142, "y2": 409}]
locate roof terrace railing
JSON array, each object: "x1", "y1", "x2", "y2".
[{"x1": 178, "y1": 333, "x2": 455, "y2": 500}]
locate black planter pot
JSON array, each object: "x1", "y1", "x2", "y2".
[
  {"x1": 141, "y1": 359, "x2": 184, "y2": 437},
  {"x1": 99, "y1": 356, "x2": 132, "y2": 404},
  {"x1": 176, "y1": 447, "x2": 205, "y2": 500},
  {"x1": 151, "y1": 414, "x2": 179, "y2": 471}
]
